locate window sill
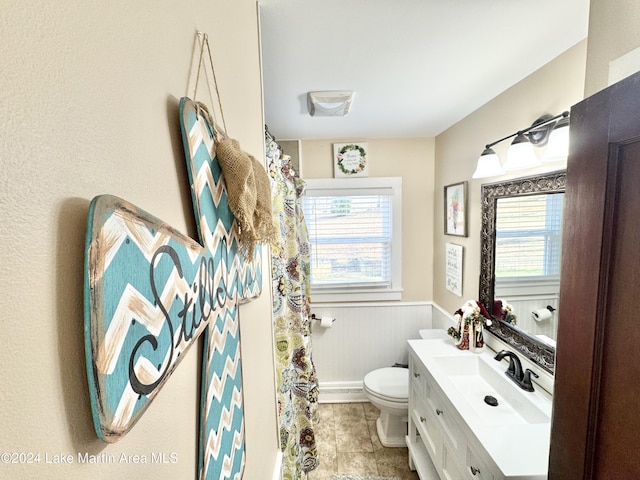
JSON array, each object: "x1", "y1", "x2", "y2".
[
  {"x1": 495, "y1": 278, "x2": 560, "y2": 297},
  {"x1": 311, "y1": 288, "x2": 403, "y2": 303}
]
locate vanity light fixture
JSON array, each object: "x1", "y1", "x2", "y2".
[
  {"x1": 502, "y1": 132, "x2": 541, "y2": 171},
  {"x1": 472, "y1": 147, "x2": 505, "y2": 178},
  {"x1": 472, "y1": 111, "x2": 570, "y2": 178},
  {"x1": 541, "y1": 115, "x2": 570, "y2": 162},
  {"x1": 307, "y1": 90, "x2": 354, "y2": 117}
]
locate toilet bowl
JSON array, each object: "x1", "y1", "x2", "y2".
[{"x1": 363, "y1": 367, "x2": 409, "y2": 447}]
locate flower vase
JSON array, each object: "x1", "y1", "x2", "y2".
[
  {"x1": 456, "y1": 324, "x2": 470, "y2": 350},
  {"x1": 471, "y1": 322, "x2": 485, "y2": 353}
]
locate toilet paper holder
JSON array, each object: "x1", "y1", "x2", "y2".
[
  {"x1": 311, "y1": 313, "x2": 336, "y2": 323},
  {"x1": 531, "y1": 305, "x2": 556, "y2": 322}
]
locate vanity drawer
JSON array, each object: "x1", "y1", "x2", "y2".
[
  {"x1": 412, "y1": 395, "x2": 442, "y2": 466},
  {"x1": 464, "y1": 442, "x2": 494, "y2": 480},
  {"x1": 423, "y1": 375, "x2": 464, "y2": 454},
  {"x1": 441, "y1": 443, "x2": 466, "y2": 480},
  {"x1": 410, "y1": 356, "x2": 426, "y2": 398}
]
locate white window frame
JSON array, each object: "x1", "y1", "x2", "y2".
[
  {"x1": 494, "y1": 193, "x2": 564, "y2": 297},
  {"x1": 303, "y1": 177, "x2": 403, "y2": 302}
]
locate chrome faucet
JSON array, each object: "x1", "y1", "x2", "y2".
[{"x1": 494, "y1": 350, "x2": 538, "y2": 392}]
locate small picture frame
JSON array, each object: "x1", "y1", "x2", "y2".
[
  {"x1": 445, "y1": 243, "x2": 464, "y2": 296},
  {"x1": 333, "y1": 142, "x2": 368, "y2": 178},
  {"x1": 444, "y1": 181, "x2": 467, "y2": 237}
]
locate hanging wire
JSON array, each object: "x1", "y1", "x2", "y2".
[{"x1": 193, "y1": 31, "x2": 228, "y2": 135}]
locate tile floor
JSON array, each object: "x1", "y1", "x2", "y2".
[{"x1": 308, "y1": 402, "x2": 420, "y2": 480}]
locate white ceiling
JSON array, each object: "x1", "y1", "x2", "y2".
[{"x1": 259, "y1": 0, "x2": 590, "y2": 140}]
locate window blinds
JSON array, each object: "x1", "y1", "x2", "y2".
[
  {"x1": 302, "y1": 193, "x2": 392, "y2": 288},
  {"x1": 494, "y1": 193, "x2": 564, "y2": 278}
]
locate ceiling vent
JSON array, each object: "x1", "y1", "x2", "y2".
[{"x1": 307, "y1": 91, "x2": 354, "y2": 117}]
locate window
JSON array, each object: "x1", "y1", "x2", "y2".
[
  {"x1": 302, "y1": 177, "x2": 402, "y2": 302},
  {"x1": 494, "y1": 193, "x2": 564, "y2": 294}
]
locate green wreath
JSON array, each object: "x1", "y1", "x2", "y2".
[{"x1": 337, "y1": 144, "x2": 367, "y2": 175}]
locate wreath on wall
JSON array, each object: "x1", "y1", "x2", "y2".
[{"x1": 336, "y1": 144, "x2": 367, "y2": 175}]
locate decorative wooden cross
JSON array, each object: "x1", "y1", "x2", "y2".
[{"x1": 84, "y1": 98, "x2": 261, "y2": 479}]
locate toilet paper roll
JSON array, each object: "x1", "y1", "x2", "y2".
[
  {"x1": 320, "y1": 316, "x2": 334, "y2": 328},
  {"x1": 532, "y1": 308, "x2": 552, "y2": 322}
]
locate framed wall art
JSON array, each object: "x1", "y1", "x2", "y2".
[
  {"x1": 445, "y1": 243, "x2": 463, "y2": 296},
  {"x1": 444, "y1": 181, "x2": 467, "y2": 237},
  {"x1": 333, "y1": 142, "x2": 368, "y2": 177}
]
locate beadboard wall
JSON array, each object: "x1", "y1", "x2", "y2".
[
  {"x1": 310, "y1": 302, "x2": 435, "y2": 402},
  {"x1": 309, "y1": 301, "x2": 555, "y2": 401},
  {"x1": 507, "y1": 296, "x2": 559, "y2": 347}
]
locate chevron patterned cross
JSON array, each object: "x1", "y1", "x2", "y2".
[{"x1": 84, "y1": 97, "x2": 262, "y2": 479}]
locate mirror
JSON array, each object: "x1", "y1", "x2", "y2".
[{"x1": 479, "y1": 170, "x2": 566, "y2": 374}]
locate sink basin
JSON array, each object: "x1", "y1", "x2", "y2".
[{"x1": 431, "y1": 354, "x2": 550, "y2": 425}]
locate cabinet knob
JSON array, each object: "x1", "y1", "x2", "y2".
[
  {"x1": 470, "y1": 466, "x2": 481, "y2": 476},
  {"x1": 413, "y1": 372, "x2": 420, "y2": 378},
  {"x1": 419, "y1": 416, "x2": 426, "y2": 423},
  {"x1": 435, "y1": 408, "x2": 443, "y2": 416}
]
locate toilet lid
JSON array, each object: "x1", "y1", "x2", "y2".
[{"x1": 363, "y1": 367, "x2": 408, "y2": 401}]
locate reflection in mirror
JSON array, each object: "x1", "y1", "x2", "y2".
[
  {"x1": 479, "y1": 170, "x2": 566, "y2": 374},
  {"x1": 494, "y1": 193, "x2": 564, "y2": 347}
]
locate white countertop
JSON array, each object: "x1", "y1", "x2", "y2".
[{"x1": 409, "y1": 336, "x2": 552, "y2": 479}]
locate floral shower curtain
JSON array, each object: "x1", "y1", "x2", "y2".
[{"x1": 266, "y1": 129, "x2": 319, "y2": 479}]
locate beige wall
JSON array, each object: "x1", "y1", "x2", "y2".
[
  {"x1": 585, "y1": 0, "x2": 640, "y2": 95},
  {"x1": 2, "y1": 0, "x2": 635, "y2": 477},
  {"x1": 0, "y1": 2, "x2": 279, "y2": 479},
  {"x1": 300, "y1": 138, "x2": 436, "y2": 302},
  {"x1": 432, "y1": 41, "x2": 588, "y2": 316}
]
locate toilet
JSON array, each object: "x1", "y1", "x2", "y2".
[
  {"x1": 363, "y1": 329, "x2": 447, "y2": 447},
  {"x1": 363, "y1": 366, "x2": 409, "y2": 447}
]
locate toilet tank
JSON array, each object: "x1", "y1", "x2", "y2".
[{"x1": 419, "y1": 329, "x2": 447, "y2": 339}]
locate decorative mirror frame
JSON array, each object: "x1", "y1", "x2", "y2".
[{"x1": 479, "y1": 170, "x2": 566, "y2": 375}]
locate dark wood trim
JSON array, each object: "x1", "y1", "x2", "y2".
[{"x1": 549, "y1": 70, "x2": 640, "y2": 479}]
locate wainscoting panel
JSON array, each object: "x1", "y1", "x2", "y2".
[
  {"x1": 310, "y1": 302, "x2": 432, "y2": 402},
  {"x1": 507, "y1": 296, "x2": 559, "y2": 347},
  {"x1": 431, "y1": 303, "x2": 455, "y2": 331}
]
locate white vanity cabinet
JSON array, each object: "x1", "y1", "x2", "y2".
[
  {"x1": 408, "y1": 351, "x2": 498, "y2": 480},
  {"x1": 406, "y1": 338, "x2": 552, "y2": 480}
]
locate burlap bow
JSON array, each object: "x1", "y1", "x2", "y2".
[{"x1": 216, "y1": 136, "x2": 276, "y2": 258}]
